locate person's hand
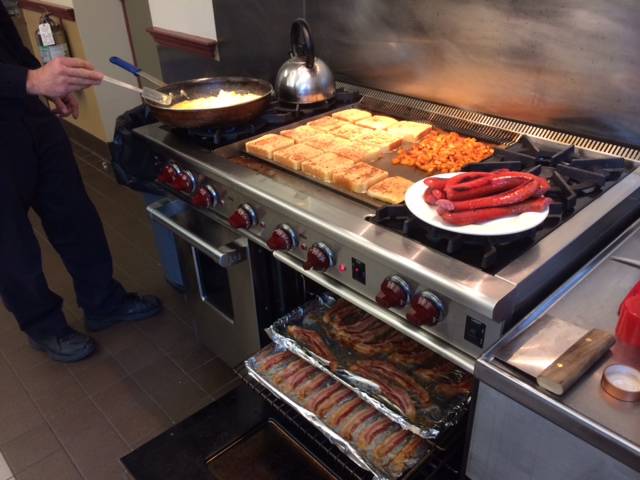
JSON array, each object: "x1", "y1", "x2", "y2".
[
  {"x1": 26, "y1": 57, "x2": 103, "y2": 98},
  {"x1": 50, "y1": 93, "x2": 80, "y2": 119}
]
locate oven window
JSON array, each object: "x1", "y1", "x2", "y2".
[{"x1": 193, "y1": 248, "x2": 234, "y2": 320}]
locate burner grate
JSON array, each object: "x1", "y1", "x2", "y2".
[
  {"x1": 467, "y1": 135, "x2": 627, "y2": 214},
  {"x1": 370, "y1": 205, "x2": 562, "y2": 271}
]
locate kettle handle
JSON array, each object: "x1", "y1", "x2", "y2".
[{"x1": 290, "y1": 18, "x2": 315, "y2": 69}]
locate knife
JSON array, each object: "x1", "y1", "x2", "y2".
[{"x1": 495, "y1": 315, "x2": 615, "y2": 395}]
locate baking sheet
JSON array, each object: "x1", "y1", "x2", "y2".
[
  {"x1": 266, "y1": 294, "x2": 471, "y2": 440},
  {"x1": 246, "y1": 350, "x2": 431, "y2": 479}
]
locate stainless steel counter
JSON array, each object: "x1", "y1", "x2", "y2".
[{"x1": 476, "y1": 217, "x2": 640, "y2": 471}]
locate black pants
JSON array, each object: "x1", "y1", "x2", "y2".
[{"x1": 0, "y1": 112, "x2": 125, "y2": 339}]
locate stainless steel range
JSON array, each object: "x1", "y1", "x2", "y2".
[{"x1": 134, "y1": 83, "x2": 640, "y2": 372}]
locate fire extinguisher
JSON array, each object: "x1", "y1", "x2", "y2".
[{"x1": 36, "y1": 12, "x2": 70, "y2": 64}]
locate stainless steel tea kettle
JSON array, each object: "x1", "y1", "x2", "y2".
[{"x1": 275, "y1": 19, "x2": 335, "y2": 104}]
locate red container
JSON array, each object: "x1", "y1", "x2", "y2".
[{"x1": 617, "y1": 281, "x2": 640, "y2": 347}]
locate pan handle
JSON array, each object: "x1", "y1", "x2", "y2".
[
  {"x1": 109, "y1": 56, "x2": 141, "y2": 76},
  {"x1": 290, "y1": 18, "x2": 315, "y2": 69}
]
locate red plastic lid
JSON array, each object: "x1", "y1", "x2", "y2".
[{"x1": 617, "y1": 294, "x2": 640, "y2": 347}]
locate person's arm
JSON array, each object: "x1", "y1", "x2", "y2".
[
  {"x1": 1, "y1": 56, "x2": 103, "y2": 118},
  {"x1": 25, "y1": 56, "x2": 104, "y2": 97}
]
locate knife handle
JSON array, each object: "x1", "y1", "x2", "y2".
[{"x1": 537, "y1": 329, "x2": 615, "y2": 395}]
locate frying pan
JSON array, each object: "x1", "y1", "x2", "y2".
[{"x1": 109, "y1": 57, "x2": 273, "y2": 129}]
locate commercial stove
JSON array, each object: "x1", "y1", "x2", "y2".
[{"x1": 133, "y1": 83, "x2": 640, "y2": 372}]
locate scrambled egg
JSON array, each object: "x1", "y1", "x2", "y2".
[{"x1": 170, "y1": 89, "x2": 260, "y2": 110}]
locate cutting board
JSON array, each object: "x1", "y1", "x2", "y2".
[{"x1": 496, "y1": 315, "x2": 615, "y2": 395}]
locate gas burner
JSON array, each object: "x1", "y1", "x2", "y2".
[
  {"x1": 370, "y1": 204, "x2": 562, "y2": 271},
  {"x1": 173, "y1": 88, "x2": 362, "y2": 150},
  {"x1": 263, "y1": 88, "x2": 363, "y2": 124},
  {"x1": 465, "y1": 136, "x2": 626, "y2": 212},
  {"x1": 177, "y1": 120, "x2": 269, "y2": 146}
]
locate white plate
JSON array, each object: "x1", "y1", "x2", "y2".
[{"x1": 404, "y1": 172, "x2": 550, "y2": 236}]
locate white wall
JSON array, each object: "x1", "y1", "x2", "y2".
[
  {"x1": 73, "y1": 0, "x2": 140, "y2": 138},
  {"x1": 50, "y1": 0, "x2": 74, "y2": 7},
  {"x1": 148, "y1": 0, "x2": 217, "y2": 40}
]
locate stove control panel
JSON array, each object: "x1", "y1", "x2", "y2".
[
  {"x1": 406, "y1": 291, "x2": 444, "y2": 327},
  {"x1": 375, "y1": 275, "x2": 411, "y2": 308},
  {"x1": 149, "y1": 154, "x2": 496, "y2": 356},
  {"x1": 267, "y1": 224, "x2": 298, "y2": 251},
  {"x1": 229, "y1": 203, "x2": 258, "y2": 230},
  {"x1": 303, "y1": 242, "x2": 336, "y2": 272}
]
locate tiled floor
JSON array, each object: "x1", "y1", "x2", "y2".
[{"x1": 0, "y1": 139, "x2": 239, "y2": 480}]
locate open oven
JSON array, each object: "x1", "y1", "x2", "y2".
[{"x1": 122, "y1": 204, "x2": 471, "y2": 479}]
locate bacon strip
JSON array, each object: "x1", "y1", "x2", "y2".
[
  {"x1": 295, "y1": 372, "x2": 330, "y2": 399},
  {"x1": 351, "y1": 365, "x2": 417, "y2": 419},
  {"x1": 356, "y1": 360, "x2": 431, "y2": 405},
  {"x1": 272, "y1": 358, "x2": 306, "y2": 385},
  {"x1": 356, "y1": 417, "x2": 395, "y2": 450},
  {"x1": 338, "y1": 315, "x2": 380, "y2": 335},
  {"x1": 373, "y1": 429, "x2": 411, "y2": 462},
  {"x1": 379, "y1": 384, "x2": 417, "y2": 420},
  {"x1": 256, "y1": 350, "x2": 294, "y2": 373},
  {"x1": 388, "y1": 349, "x2": 434, "y2": 366},
  {"x1": 387, "y1": 436, "x2": 426, "y2": 473},
  {"x1": 349, "y1": 331, "x2": 404, "y2": 356},
  {"x1": 253, "y1": 344, "x2": 275, "y2": 363},
  {"x1": 347, "y1": 322, "x2": 393, "y2": 344},
  {"x1": 316, "y1": 388, "x2": 353, "y2": 417},
  {"x1": 351, "y1": 343, "x2": 390, "y2": 356},
  {"x1": 338, "y1": 406, "x2": 377, "y2": 440},
  {"x1": 305, "y1": 382, "x2": 342, "y2": 411},
  {"x1": 415, "y1": 362, "x2": 457, "y2": 383},
  {"x1": 282, "y1": 364, "x2": 317, "y2": 391},
  {"x1": 321, "y1": 301, "x2": 364, "y2": 326},
  {"x1": 287, "y1": 326, "x2": 337, "y2": 364},
  {"x1": 325, "y1": 397, "x2": 363, "y2": 428},
  {"x1": 435, "y1": 376, "x2": 473, "y2": 399}
]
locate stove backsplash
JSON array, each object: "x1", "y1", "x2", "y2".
[{"x1": 157, "y1": 0, "x2": 640, "y2": 148}]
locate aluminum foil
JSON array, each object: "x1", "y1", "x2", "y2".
[
  {"x1": 246, "y1": 349, "x2": 424, "y2": 480},
  {"x1": 266, "y1": 294, "x2": 471, "y2": 441}
]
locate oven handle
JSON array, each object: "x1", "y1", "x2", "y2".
[
  {"x1": 273, "y1": 251, "x2": 476, "y2": 373},
  {"x1": 147, "y1": 199, "x2": 247, "y2": 268}
]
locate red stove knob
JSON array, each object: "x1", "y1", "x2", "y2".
[
  {"x1": 303, "y1": 242, "x2": 336, "y2": 271},
  {"x1": 229, "y1": 203, "x2": 257, "y2": 229},
  {"x1": 170, "y1": 170, "x2": 196, "y2": 193},
  {"x1": 375, "y1": 275, "x2": 411, "y2": 308},
  {"x1": 406, "y1": 291, "x2": 444, "y2": 327},
  {"x1": 157, "y1": 163, "x2": 180, "y2": 184},
  {"x1": 191, "y1": 185, "x2": 218, "y2": 209},
  {"x1": 267, "y1": 224, "x2": 298, "y2": 251}
]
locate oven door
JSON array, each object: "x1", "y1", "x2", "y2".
[
  {"x1": 147, "y1": 198, "x2": 260, "y2": 366},
  {"x1": 122, "y1": 371, "x2": 464, "y2": 480}
]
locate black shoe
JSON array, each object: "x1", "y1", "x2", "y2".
[
  {"x1": 29, "y1": 328, "x2": 96, "y2": 363},
  {"x1": 85, "y1": 293, "x2": 162, "y2": 332}
]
